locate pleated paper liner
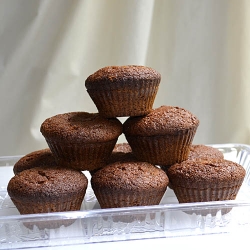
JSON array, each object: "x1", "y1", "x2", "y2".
[
  {"x1": 93, "y1": 189, "x2": 166, "y2": 223},
  {"x1": 171, "y1": 184, "x2": 243, "y2": 216},
  {"x1": 46, "y1": 138, "x2": 118, "y2": 171},
  {"x1": 11, "y1": 196, "x2": 84, "y2": 229},
  {"x1": 125, "y1": 128, "x2": 197, "y2": 166},
  {"x1": 87, "y1": 82, "x2": 159, "y2": 118}
]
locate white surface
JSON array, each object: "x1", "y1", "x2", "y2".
[{"x1": 25, "y1": 234, "x2": 246, "y2": 250}]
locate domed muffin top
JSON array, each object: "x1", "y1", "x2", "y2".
[
  {"x1": 40, "y1": 112, "x2": 123, "y2": 143},
  {"x1": 167, "y1": 158, "x2": 246, "y2": 188},
  {"x1": 8, "y1": 166, "x2": 88, "y2": 201},
  {"x1": 91, "y1": 161, "x2": 169, "y2": 191},
  {"x1": 85, "y1": 65, "x2": 161, "y2": 90},
  {"x1": 13, "y1": 148, "x2": 56, "y2": 175},
  {"x1": 188, "y1": 144, "x2": 224, "y2": 160},
  {"x1": 123, "y1": 105, "x2": 199, "y2": 136}
]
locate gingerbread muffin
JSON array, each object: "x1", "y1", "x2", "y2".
[
  {"x1": 40, "y1": 112, "x2": 123, "y2": 171},
  {"x1": 161, "y1": 144, "x2": 224, "y2": 175},
  {"x1": 13, "y1": 148, "x2": 56, "y2": 175},
  {"x1": 112, "y1": 142, "x2": 133, "y2": 154},
  {"x1": 7, "y1": 166, "x2": 88, "y2": 215},
  {"x1": 85, "y1": 65, "x2": 161, "y2": 118},
  {"x1": 89, "y1": 143, "x2": 138, "y2": 176},
  {"x1": 188, "y1": 144, "x2": 224, "y2": 160},
  {"x1": 167, "y1": 158, "x2": 245, "y2": 203},
  {"x1": 91, "y1": 161, "x2": 169, "y2": 209},
  {"x1": 123, "y1": 105, "x2": 199, "y2": 166},
  {"x1": 107, "y1": 143, "x2": 137, "y2": 164}
]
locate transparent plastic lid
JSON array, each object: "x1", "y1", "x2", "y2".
[{"x1": 1, "y1": 144, "x2": 250, "y2": 249}]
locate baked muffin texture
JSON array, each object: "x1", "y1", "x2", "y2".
[
  {"x1": 123, "y1": 105, "x2": 199, "y2": 166},
  {"x1": 112, "y1": 142, "x2": 133, "y2": 154},
  {"x1": 161, "y1": 144, "x2": 224, "y2": 174},
  {"x1": 89, "y1": 142, "x2": 137, "y2": 176},
  {"x1": 188, "y1": 144, "x2": 224, "y2": 160},
  {"x1": 13, "y1": 148, "x2": 56, "y2": 175},
  {"x1": 7, "y1": 166, "x2": 88, "y2": 214},
  {"x1": 107, "y1": 142, "x2": 137, "y2": 164},
  {"x1": 40, "y1": 112, "x2": 123, "y2": 171},
  {"x1": 85, "y1": 65, "x2": 161, "y2": 118},
  {"x1": 91, "y1": 161, "x2": 169, "y2": 208},
  {"x1": 167, "y1": 158, "x2": 246, "y2": 203}
]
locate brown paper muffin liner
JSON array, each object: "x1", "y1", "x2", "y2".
[
  {"x1": 125, "y1": 128, "x2": 197, "y2": 166},
  {"x1": 87, "y1": 82, "x2": 159, "y2": 118},
  {"x1": 11, "y1": 194, "x2": 85, "y2": 214},
  {"x1": 11, "y1": 194, "x2": 85, "y2": 229},
  {"x1": 172, "y1": 184, "x2": 243, "y2": 203},
  {"x1": 93, "y1": 189, "x2": 166, "y2": 209},
  {"x1": 172, "y1": 184, "x2": 243, "y2": 216},
  {"x1": 46, "y1": 139, "x2": 117, "y2": 171}
]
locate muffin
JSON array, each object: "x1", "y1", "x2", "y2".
[
  {"x1": 167, "y1": 158, "x2": 246, "y2": 203},
  {"x1": 13, "y1": 148, "x2": 56, "y2": 175},
  {"x1": 7, "y1": 166, "x2": 88, "y2": 215},
  {"x1": 123, "y1": 105, "x2": 199, "y2": 166},
  {"x1": 188, "y1": 144, "x2": 224, "y2": 160},
  {"x1": 40, "y1": 112, "x2": 123, "y2": 171},
  {"x1": 89, "y1": 143, "x2": 137, "y2": 176},
  {"x1": 85, "y1": 65, "x2": 161, "y2": 118},
  {"x1": 107, "y1": 142, "x2": 137, "y2": 164},
  {"x1": 91, "y1": 161, "x2": 169, "y2": 209},
  {"x1": 112, "y1": 142, "x2": 133, "y2": 154},
  {"x1": 161, "y1": 144, "x2": 224, "y2": 174}
]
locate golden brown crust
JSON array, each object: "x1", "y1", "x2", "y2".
[
  {"x1": 85, "y1": 65, "x2": 161, "y2": 90},
  {"x1": 40, "y1": 112, "x2": 123, "y2": 143},
  {"x1": 123, "y1": 106, "x2": 199, "y2": 136},
  {"x1": 8, "y1": 166, "x2": 88, "y2": 202},
  {"x1": 13, "y1": 148, "x2": 56, "y2": 175}
]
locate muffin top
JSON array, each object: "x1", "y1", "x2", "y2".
[
  {"x1": 13, "y1": 148, "x2": 56, "y2": 175},
  {"x1": 167, "y1": 158, "x2": 246, "y2": 188},
  {"x1": 188, "y1": 144, "x2": 224, "y2": 160},
  {"x1": 91, "y1": 161, "x2": 169, "y2": 191},
  {"x1": 85, "y1": 65, "x2": 161, "y2": 90},
  {"x1": 40, "y1": 112, "x2": 123, "y2": 143},
  {"x1": 123, "y1": 106, "x2": 199, "y2": 136},
  {"x1": 8, "y1": 166, "x2": 88, "y2": 201}
]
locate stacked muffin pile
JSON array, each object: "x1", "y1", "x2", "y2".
[{"x1": 7, "y1": 65, "x2": 246, "y2": 215}]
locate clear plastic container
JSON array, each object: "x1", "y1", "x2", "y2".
[{"x1": 1, "y1": 144, "x2": 250, "y2": 249}]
